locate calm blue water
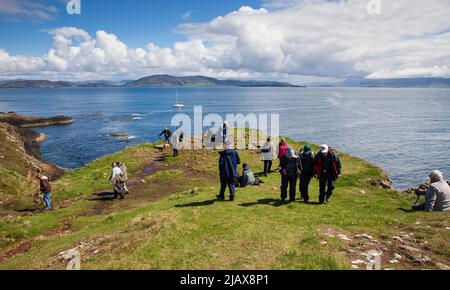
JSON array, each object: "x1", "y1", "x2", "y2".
[{"x1": 0, "y1": 87, "x2": 449, "y2": 189}]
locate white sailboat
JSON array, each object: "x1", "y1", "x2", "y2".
[{"x1": 173, "y1": 89, "x2": 185, "y2": 108}]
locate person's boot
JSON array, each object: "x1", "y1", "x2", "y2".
[{"x1": 216, "y1": 195, "x2": 225, "y2": 201}]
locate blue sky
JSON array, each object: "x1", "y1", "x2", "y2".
[
  {"x1": 0, "y1": 0, "x2": 449, "y2": 82},
  {"x1": 0, "y1": 0, "x2": 262, "y2": 55}
]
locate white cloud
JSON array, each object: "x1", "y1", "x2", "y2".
[
  {"x1": 0, "y1": 0, "x2": 58, "y2": 21},
  {"x1": 1, "y1": 0, "x2": 450, "y2": 83}
]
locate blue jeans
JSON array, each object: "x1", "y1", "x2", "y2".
[{"x1": 43, "y1": 192, "x2": 51, "y2": 209}]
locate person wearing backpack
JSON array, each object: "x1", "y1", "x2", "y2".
[
  {"x1": 109, "y1": 163, "x2": 125, "y2": 199},
  {"x1": 172, "y1": 129, "x2": 184, "y2": 157},
  {"x1": 298, "y1": 144, "x2": 315, "y2": 203},
  {"x1": 38, "y1": 174, "x2": 52, "y2": 210},
  {"x1": 159, "y1": 128, "x2": 172, "y2": 144},
  {"x1": 280, "y1": 147, "x2": 302, "y2": 202},
  {"x1": 217, "y1": 142, "x2": 241, "y2": 201},
  {"x1": 260, "y1": 137, "x2": 275, "y2": 176},
  {"x1": 314, "y1": 145, "x2": 342, "y2": 204}
]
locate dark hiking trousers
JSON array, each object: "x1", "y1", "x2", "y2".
[
  {"x1": 281, "y1": 175, "x2": 297, "y2": 202},
  {"x1": 264, "y1": 160, "x2": 273, "y2": 175},
  {"x1": 299, "y1": 173, "x2": 313, "y2": 202},
  {"x1": 114, "y1": 189, "x2": 124, "y2": 199},
  {"x1": 319, "y1": 175, "x2": 336, "y2": 203},
  {"x1": 219, "y1": 178, "x2": 236, "y2": 199}
]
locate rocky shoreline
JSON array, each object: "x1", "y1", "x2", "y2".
[{"x1": 0, "y1": 113, "x2": 74, "y2": 181}]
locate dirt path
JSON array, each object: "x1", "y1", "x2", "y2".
[{"x1": 0, "y1": 151, "x2": 217, "y2": 264}]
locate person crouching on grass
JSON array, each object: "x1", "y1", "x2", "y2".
[{"x1": 37, "y1": 174, "x2": 52, "y2": 210}]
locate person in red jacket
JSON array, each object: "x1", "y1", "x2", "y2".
[
  {"x1": 314, "y1": 144, "x2": 342, "y2": 204},
  {"x1": 277, "y1": 138, "x2": 288, "y2": 170}
]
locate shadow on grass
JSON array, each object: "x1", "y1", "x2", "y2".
[
  {"x1": 175, "y1": 199, "x2": 219, "y2": 208},
  {"x1": 89, "y1": 192, "x2": 116, "y2": 202},
  {"x1": 240, "y1": 198, "x2": 286, "y2": 208},
  {"x1": 398, "y1": 207, "x2": 415, "y2": 213}
]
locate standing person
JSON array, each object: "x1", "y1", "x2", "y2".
[
  {"x1": 217, "y1": 142, "x2": 241, "y2": 201},
  {"x1": 109, "y1": 163, "x2": 125, "y2": 200},
  {"x1": 280, "y1": 147, "x2": 302, "y2": 203},
  {"x1": 159, "y1": 128, "x2": 172, "y2": 144},
  {"x1": 299, "y1": 144, "x2": 315, "y2": 203},
  {"x1": 277, "y1": 138, "x2": 288, "y2": 170},
  {"x1": 314, "y1": 144, "x2": 342, "y2": 204},
  {"x1": 413, "y1": 170, "x2": 450, "y2": 212},
  {"x1": 118, "y1": 162, "x2": 130, "y2": 194},
  {"x1": 172, "y1": 129, "x2": 184, "y2": 157},
  {"x1": 222, "y1": 121, "x2": 229, "y2": 145},
  {"x1": 38, "y1": 175, "x2": 52, "y2": 210},
  {"x1": 261, "y1": 137, "x2": 275, "y2": 176}
]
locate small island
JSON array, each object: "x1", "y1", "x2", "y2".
[{"x1": 0, "y1": 112, "x2": 74, "y2": 128}]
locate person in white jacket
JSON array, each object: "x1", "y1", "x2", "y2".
[{"x1": 260, "y1": 137, "x2": 275, "y2": 176}]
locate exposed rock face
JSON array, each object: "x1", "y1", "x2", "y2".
[
  {"x1": 0, "y1": 113, "x2": 74, "y2": 128},
  {"x1": 368, "y1": 177, "x2": 392, "y2": 189},
  {"x1": 0, "y1": 122, "x2": 65, "y2": 180}
]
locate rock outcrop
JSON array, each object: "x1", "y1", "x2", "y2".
[
  {"x1": 0, "y1": 122, "x2": 65, "y2": 180},
  {"x1": 368, "y1": 177, "x2": 393, "y2": 189},
  {"x1": 0, "y1": 113, "x2": 74, "y2": 128}
]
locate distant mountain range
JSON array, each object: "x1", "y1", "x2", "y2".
[
  {"x1": 1, "y1": 75, "x2": 450, "y2": 88},
  {"x1": 0, "y1": 75, "x2": 299, "y2": 88},
  {"x1": 320, "y1": 77, "x2": 450, "y2": 88}
]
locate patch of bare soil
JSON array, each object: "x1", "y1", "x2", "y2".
[{"x1": 319, "y1": 228, "x2": 449, "y2": 270}]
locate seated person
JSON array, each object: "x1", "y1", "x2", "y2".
[
  {"x1": 239, "y1": 163, "x2": 260, "y2": 187},
  {"x1": 413, "y1": 170, "x2": 450, "y2": 212}
]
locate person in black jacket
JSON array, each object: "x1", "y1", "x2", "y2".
[
  {"x1": 314, "y1": 145, "x2": 342, "y2": 204},
  {"x1": 159, "y1": 128, "x2": 172, "y2": 144},
  {"x1": 298, "y1": 144, "x2": 315, "y2": 203},
  {"x1": 280, "y1": 147, "x2": 302, "y2": 202}
]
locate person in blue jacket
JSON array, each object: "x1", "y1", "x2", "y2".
[{"x1": 217, "y1": 142, "x2": 241, "y2": 201}]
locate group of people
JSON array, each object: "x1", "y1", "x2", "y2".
[
  {"x1": 109, "y1": 162, "x2": 129, "y2": 200},
  {"x1": 34, "y1": 127, "x2": 449, "y2": 212},
  {"x1": 218, "y1": 137, "x2": 342, "y2": 204}
]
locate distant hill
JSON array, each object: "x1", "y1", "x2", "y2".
[
  {"x1": 0, "y1": 75, "x2": 299, "y2": 88},
  {"x1": 324, "y1": 78, "x2": 450, "y2": 88},
  {"x1": 125, "y1": 75, "x2": 299, "y2": 87}
]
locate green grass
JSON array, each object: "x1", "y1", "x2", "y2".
[{"x1": 0, "y1": 138, "x2": 448, "y2": 270}]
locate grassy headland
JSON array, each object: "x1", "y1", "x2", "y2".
[{"x1": 0, "y1": 134, "x2": 448, "y2": 270}]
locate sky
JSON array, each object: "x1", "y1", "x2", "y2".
[{"x1": 0, "y1": 0, "x2": 449, "y2": 84}]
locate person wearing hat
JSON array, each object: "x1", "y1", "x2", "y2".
[
  {"x1": 37, "y1": 174, "x2": 52, "y2": 210},
  {"x1": 314, "y1": 144, "x2": 342, "y2": 204},
  {"x1": 280, "y1": 147, "x2": 302, "y2": 202},
  {"x1": 298, "y1": 144, "x2": 315, "y2": 203},
  {"x1": 217, "y1": 142, "x2": 241, "y2": 201},
  {"x1": 413, "y1": 170, "x2": 450, "y2": 212}
]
